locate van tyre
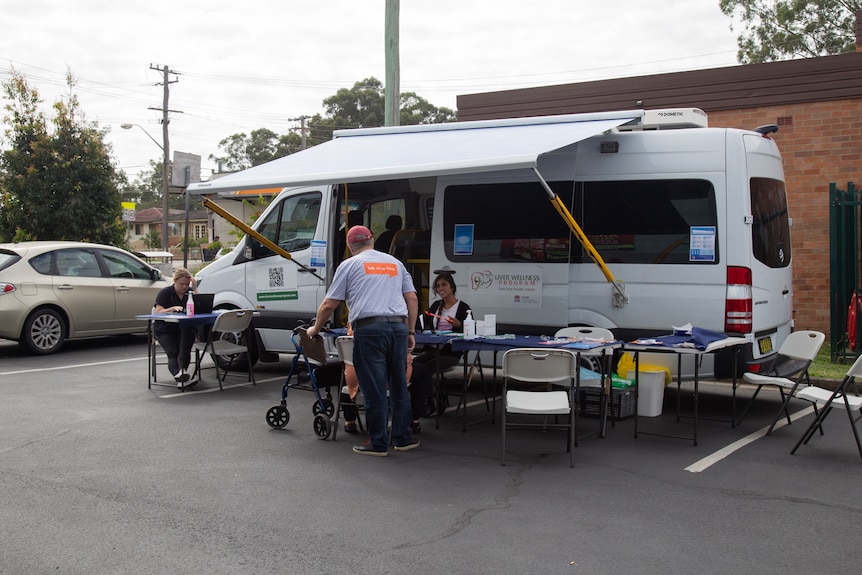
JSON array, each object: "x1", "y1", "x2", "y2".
[
  {"x1": 22, "y1": 308, "x2": 66, "y2": 355},
  {"x1": 212, "y1": 324, "x2": 258, "y2": 370}
]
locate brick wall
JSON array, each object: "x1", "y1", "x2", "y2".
[{"x1": 710, "y1": 101, "x2": 862, "y2": 335}]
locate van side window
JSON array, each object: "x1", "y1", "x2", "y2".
[
  {"x1": 579, "y1": 179, "x2": 718, "y2": 265},
  {"x1": 750, "y1": 177, "x2": 791, "y2": 268},
  {"x1": 442, "y1": 182, "x2": 573, "y2": 262},
  {"x1": 255, "y1": 192, "x2": 322, "y2": 256}
]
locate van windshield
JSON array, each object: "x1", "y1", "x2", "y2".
[{"x1": 257, "y1": 192, "x2": 322, "y2": 253}]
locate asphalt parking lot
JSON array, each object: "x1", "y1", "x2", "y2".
[{"x1": 2, "y1": 336, "x2": 861, "y2": 575}]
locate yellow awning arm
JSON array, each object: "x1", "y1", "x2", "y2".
[
  {"x1": 532, "y1": 168, "x2": 628, "y2": 306},
  {"x1": 202, "y1": 197, "x2": 325, "y2": 282}
]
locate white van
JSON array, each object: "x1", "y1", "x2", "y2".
[{"x1": 191, "y1": 109, "x2": 793, "y2": 376}]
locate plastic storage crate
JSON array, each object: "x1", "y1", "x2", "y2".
[{"x1": 577, "y1": 387, "x2": 636, "y2": 420}]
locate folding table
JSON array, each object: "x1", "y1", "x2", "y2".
[{"x1": 624, "y1": 335, "x2": 747, "y2": 446}]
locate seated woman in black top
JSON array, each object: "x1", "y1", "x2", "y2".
[
  {"x1": 413, "y1": 272, "x2": 471, "y2": 374},
  {"x1": 153, "y1": 268, "x2": 200, "y2": 387}
]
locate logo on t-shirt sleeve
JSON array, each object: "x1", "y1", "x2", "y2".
[{"x1": 363, "y1": 262, "x2": 398, "y2": 277}]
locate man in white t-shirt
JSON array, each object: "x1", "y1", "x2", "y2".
[{"x1": 306, "y1": 225, "x2": 419, "y2": 456}]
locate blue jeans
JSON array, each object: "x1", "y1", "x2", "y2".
[{"x1": 353, "y1": 321, "x2": 411, "y2": 449}]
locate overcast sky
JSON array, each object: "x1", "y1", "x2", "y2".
[{"x1": 1, "y1": 0, "x2": 743, "y2": 182}]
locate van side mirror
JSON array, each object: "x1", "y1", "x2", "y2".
[{"x1": 151, "y1": 268, "x2": 162, "y2": 281}]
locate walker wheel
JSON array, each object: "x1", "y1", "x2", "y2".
[
  {"x1": 266, "y1": 405, "x2": 290, "y2": 429},
  {"x1": 312, "y1": 398, "x2": 335, "y2": 417},
  {"x1": 313, "y1": 413, "x2": 333, "y2": 439}
]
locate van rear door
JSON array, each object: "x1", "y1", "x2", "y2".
[{"x1": 743, "y1": 134, "x2": 793, "y2": 358}]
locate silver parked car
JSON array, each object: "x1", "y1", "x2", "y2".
[{"x1": 0, "y1": 241, "x2": 169, "y2": 354}]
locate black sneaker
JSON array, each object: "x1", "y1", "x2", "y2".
[
  {"x1": 393, "y1": 438, "x2": 420, "y2": 452},
  {"x1": 410, "y1": 420, "x2": 421, "y2": 434},
  {"x1": 344, "y1": 422, "x2": 359, "y2": 434},
  {"x1": 352, "y1": 439, "x2": 388, "y2": 457}
]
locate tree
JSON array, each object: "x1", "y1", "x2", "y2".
[
  {"x1": 0, "y1": 69, "x2": 124, "y2": 245},
  {"x1": 210, "y1": 77, "x2": 456, "y2": 171},
  {"x1": 209, "y1": 128, "x2": 302, "y2": 172},
  {"x1": 720, "y1": 0, "x2": 862, "y2": 63},
  {"x1": 308, "y1": 77, "x2": 457, "y2": 143}
]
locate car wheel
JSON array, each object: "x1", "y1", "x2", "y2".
[{"x1": 22, "y1": 308, "x2": 66, "y2": 355}]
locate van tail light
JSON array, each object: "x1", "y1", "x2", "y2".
[{"x1": 725, "y1": 266, "x2": 752, "y2": 334}]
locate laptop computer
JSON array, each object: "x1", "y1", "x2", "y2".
[{"x1": 192, "y1": 293, "x2": 215, "y2": 314}]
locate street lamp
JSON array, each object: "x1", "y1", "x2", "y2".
[{"x1": 121, "y1": 123, "x2": 170, "y2": 252}]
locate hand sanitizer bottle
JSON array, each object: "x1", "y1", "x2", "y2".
[
  {"x1": 463, "y1": 310, "x2": 476, "y2": 339},
  {"x1": 185, "y1": 292, "x2": 195, "y2": 317}
]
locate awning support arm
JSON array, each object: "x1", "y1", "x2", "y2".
[
  {"x1": 202, "y1": 197, "x2": 325, "y2": 282},
  {"x1": 532, "y1": 167, "x2": 628, "y2": 306}
]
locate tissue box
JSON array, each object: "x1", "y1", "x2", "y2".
[{"x1": 483, "y1": 314, "x2": 496, "y2": 336}]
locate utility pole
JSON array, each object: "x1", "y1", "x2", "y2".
[
  {"x1": 289, "y1": 116, "x2": 310, "y2": 150},
  {"x1": 384, "y1": 0, "x2": 400, "y2": 127},
  {"x1": 149, "y1": 64, "x2": 181, "y2": 252}
]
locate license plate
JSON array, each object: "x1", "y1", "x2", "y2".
[{"x1": 757, "y1": 336, "x2": 773, "y2": 354}]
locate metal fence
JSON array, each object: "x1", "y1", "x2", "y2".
[{"x1": 829, "y1": 182, "x2": 862, "y2": 362}]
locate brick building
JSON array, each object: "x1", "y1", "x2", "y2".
[{"x1": 456, "y1": 24, "x2": 862, "y2": 337}]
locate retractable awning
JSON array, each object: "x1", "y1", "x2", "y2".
[{"x1": 188, "y1": 110, "x2": 641, "y2": 195}]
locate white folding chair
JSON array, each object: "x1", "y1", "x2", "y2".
[
  {"x1": 554, "y1": 326, "x2": 616, "y2": 380},
  {"x1": 791, "y1": 354, "x2": 862, "y2": 460},
  {"x1": 501, "y1": 348, "x2": 578, "y2": 468},
  {"x1": 555, "y1": 326, "x2": 617, "y2": 436},
  {"x1": 739, "y1": 330, "x2": 825, "y2": 434},
  {"x1": 192, "y1": 310, "x2": 257, "y2": 391},
  {"x1": 332, "y1": 335, "x2": 364, "y2": 440}
]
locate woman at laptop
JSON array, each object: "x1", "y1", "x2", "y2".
[{"x1": 154, "y1": 268, "x2": 200, "y2": 387}]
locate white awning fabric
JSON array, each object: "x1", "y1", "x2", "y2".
[{"x1": 188, "y1": 111, "x2": 641, "y2": 195}]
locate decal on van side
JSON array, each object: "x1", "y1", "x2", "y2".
[
  {"x1": 256, "y1": 266, "x2": 299, "y2": 301},
  {"x1": 468, "y1": 265, "x2": 543, "y2": 308}
]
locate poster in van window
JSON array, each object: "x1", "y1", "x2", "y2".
[
  {"x1": 310, "y1": 240, "x2": 326, "y2": 268},
  {"x1": 256, "y1": 265, "x2": 299, "y2": 301},
  {"x1": 453, "y1": 224, "x2": 474, "y2": 255},
  {"x1": 506, "y1": 238, "x2": 570, "y2": 262},
  {"x1": 468, "y1": 265, "x2": 542, "y2": 308},
  {"x1": 689, "y1": 226, "x2": 716, "y2": 262}
]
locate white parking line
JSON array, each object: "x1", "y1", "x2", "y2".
[
  {"x1": 685, "y1": 406, "x2": 815, "y2": 473},
  {"x1": 158, "y1": 375, "x2": 284, "y2": 397},
  {"x1": 0, "y1": 357, "x2": 144, "y2": 376}
]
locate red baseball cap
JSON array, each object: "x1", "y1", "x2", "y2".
[{"x1": 347, "y1": 225, "x2": 373, "y2": 244}]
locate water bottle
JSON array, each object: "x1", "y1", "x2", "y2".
[
  {"x1": 463, "y1": 310, "x2": 476, "y2": 339},
  {"x1": 185, "y1": 292, "x2": 195, "y2": 317}
]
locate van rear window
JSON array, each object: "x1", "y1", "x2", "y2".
[
  {"x1": 442, "y1": 179, "x2": 717, "y2": 264},
  {"x1": 750, "y1": 177, "x2": 791, "y2": 268}
]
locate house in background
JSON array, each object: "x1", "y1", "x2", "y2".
[
  {"x1": 126, "y1": 207, "x2": 210, "y2": 253},
  {"x1": 455, "y1": 20, "x2": 862, "y2": 339}
]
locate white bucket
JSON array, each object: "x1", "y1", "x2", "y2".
[{"x1": 627, "y1": 370, "x2": 665, "y2": 417}]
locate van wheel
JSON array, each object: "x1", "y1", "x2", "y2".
[
  {"x1": 212, "y1": 328, "x2": 259, "y2": 371},
  {"x1": 580, "y1": 355, "x2": 604, "y2": 374},
  {"x1": 21, "y1": 308, "x2": 66, "y2": 355}
]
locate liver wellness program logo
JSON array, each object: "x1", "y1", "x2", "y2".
[{"x1": 470, "y1": 270, "x2": 493, "y2": 292}]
